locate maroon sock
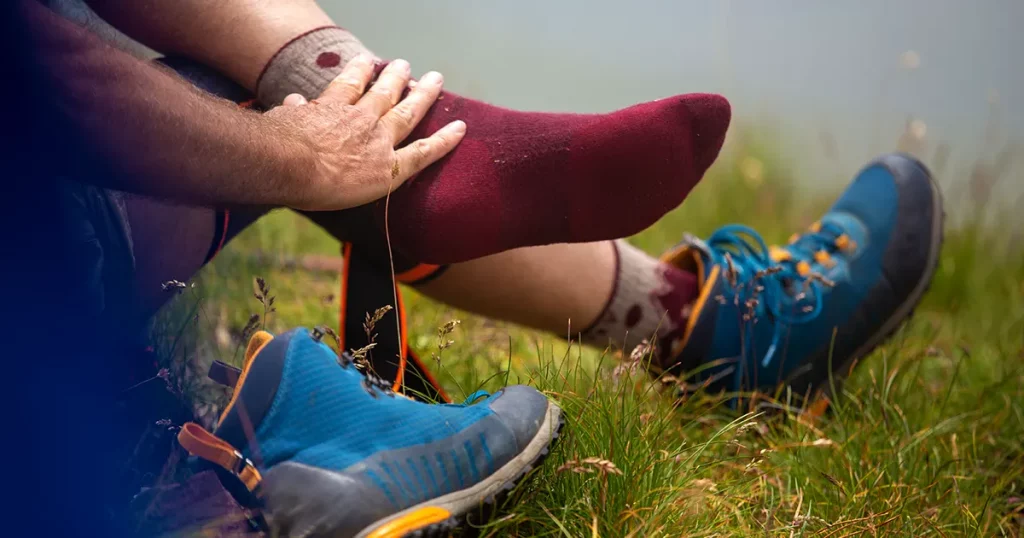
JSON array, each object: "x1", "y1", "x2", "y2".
[
  {"x1": 382, "y1": 92, "x2": 730, "y2": 263},
  {"x1": 256, "y1": 27, "x2": 730, "y2": 263}
]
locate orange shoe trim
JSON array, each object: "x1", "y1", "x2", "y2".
[
  {"x1": 671, "y1": 264, "x2": 721, "y2": 359},
  {"x1": 178, "y1": 423, "x2": 262, "y2": 493},
  {"x1": 365, "y1": 507, "x2": 452, "y2": 538},
  {"x1": 217, "y1": 331, "x2": 274, "y2": 425}
]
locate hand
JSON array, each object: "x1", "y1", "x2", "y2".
[{"x1": 265, "y1": 54, "x2": 465, "y2": 211}]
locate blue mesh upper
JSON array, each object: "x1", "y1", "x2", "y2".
[
  {"x1": 688, "y1": 161, "x2": 903, "y2": 390},
  {"x1": 246, "y1": 330, "x2": 495, "y2": 472}
]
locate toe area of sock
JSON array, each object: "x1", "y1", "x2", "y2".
[{"x1": 678, "y1": 93, "x2": 731, "y2": 175}]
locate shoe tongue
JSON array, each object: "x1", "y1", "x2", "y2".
[
  {"x1": 659, "y1": 235, "x2": 723, "y2": 375},
  {"x1": 214, "y1": 330, "x2": 288, "y2": 451},
  {"x1": 661, "y1": 234, "x2": 715, "y2": 283}
]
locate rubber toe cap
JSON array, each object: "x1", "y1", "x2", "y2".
[{"x1": 487, "y1": 385, "x2": 551, "y2": 450}]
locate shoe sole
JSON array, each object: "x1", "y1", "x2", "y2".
[
  {"x1": 811, "y1": 156, "x2": 946, "y2": 411},
  {"x1": 354, "y1": 400, "x2": 564, "y2": 538}
]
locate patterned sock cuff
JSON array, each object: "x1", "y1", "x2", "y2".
[
  {"x1": 255, "y1": 26, "x2": 378, "y2": 107},
  {"x1": 582, "y1": 241, "x2": 668, "y2": 352},
  {"x1": 581, "y1": 240, "x2": 698, "y2": 366}
]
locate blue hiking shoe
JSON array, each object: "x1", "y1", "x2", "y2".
[
  {"x1": 179, "y1": 328, "x2": 563, "y2": 537},
  {"x1": 661, "y1": 153, "x2": 944, "y2": 403}
]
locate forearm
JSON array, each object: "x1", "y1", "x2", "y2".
[
  {"x1": 27, "y1": 2, "x2": 314, "y2": 207},
  {"x1": 83, "y1": 0, "x2": 336, "y2": 91}
]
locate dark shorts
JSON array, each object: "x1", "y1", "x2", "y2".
[{"x1": 58, "y1": 178, "x2": 139, "y2": 334}]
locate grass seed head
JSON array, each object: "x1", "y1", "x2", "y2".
[{"x1": 161, "y1": 280, "x2": 187, "y2": 293}]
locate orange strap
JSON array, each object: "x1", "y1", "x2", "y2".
[
  {"x1": 393, "y1": 284, "x2": 409, "y2": 392},
  {"x1": 395, "y1": 263, "x2": 443, "y2": 284},
  {"x1": 177, "y1": 422, "x2": 262, "y2": 493}
]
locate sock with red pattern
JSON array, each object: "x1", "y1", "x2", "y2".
[
  {"x1": 581, "y1": 240, "x2": 699, "y2": 370},
  {"x1": 258, "y1": 27, "x2": 730, "y2": 264}
]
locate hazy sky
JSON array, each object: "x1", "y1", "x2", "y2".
[{"x1": 324, "y1": 0, "x2": 1023, "y2": 192}]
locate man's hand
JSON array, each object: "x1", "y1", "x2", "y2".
[{"x1": 266, "y1": 55, "x2": 466, "y2": 211}]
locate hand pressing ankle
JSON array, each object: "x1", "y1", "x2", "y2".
[{"x1": 258, "y1": 27, "x2": 731, "y2": 264}]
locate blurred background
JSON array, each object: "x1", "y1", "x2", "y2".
[{"x1": 324, "y1": 0, "x2": 1023, "y2": 204}]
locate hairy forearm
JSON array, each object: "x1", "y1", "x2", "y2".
[
  {"x1": 83, "y1": 0, "x2": 334, "y2": 90},
  {"x1": 26, "y1": 2, "x2": 315, "y2": 207}
]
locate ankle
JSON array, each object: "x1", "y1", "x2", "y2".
[{"x1": 581, "y1": 240, "x2": 699, "y2": 367}]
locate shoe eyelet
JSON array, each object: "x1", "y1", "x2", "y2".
[
  {"x1": 834, "y1": 234, "x2": 856, "y2": 252},
  {"x1": 813, "y1": 250, "x2": 836, "y2": 268}
]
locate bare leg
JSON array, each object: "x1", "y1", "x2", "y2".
[
  {"x1": 415, "y1": 240, "x2": 699, "y2": 367},
  {"x1": 417, "y1": 242, "x2": 617, "y2": 336}
]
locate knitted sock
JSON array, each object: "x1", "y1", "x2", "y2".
[
  {"x1": 582, "y1": 240, "x2": 699, "y2": 370},
  {"x1": 257, "y1": 27, "x2": 731, "y2": 264}
]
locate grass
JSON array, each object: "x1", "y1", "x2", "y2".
[{"x1": 156, "y1": 135, "x2": 1023, "y2": 536}]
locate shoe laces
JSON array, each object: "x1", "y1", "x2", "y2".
[
  {"x1": 461, "y1": 390, "x2": 491, "y2": 405},
  {"x1": 702, "y1": 223, "x2": 844, "y2": 382}
]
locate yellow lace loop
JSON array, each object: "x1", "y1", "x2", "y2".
[
  {"x1": 835, "y1": 234, "x2": 856, "y2": 252},
  {"x1": 814, "y1": 250, "x2": 835, "y2": 268},
  {"x1": 769, "y1": 246, "x2": 792, "y2": 262}
]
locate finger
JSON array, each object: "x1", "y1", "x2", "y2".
[
  {"x1": 355, "y1": 59, "x2": 411, "y2": 118},
  {"x1": 380, "y1": 71, "x2": 444, "y2": 144},
  {"x1": 318, "y1": 54, "x2": 375, "y2": 105},
  {"x1": 282, "y1": 93, "x2": 308, "y2": 107},
  {"x1": 392, "y1": 120, "x2": 467, "y2": 184}
]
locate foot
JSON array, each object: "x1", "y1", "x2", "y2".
[
  {"x1": 660, "y1": 153, "x2": 944, "y2": 400},
  {"x1": 161, "y1": 55, "x2": 731, "y2": 265},
  {"x1": 385, "y1": 91, "x2": 731, "y2": 263},
  {"x1": 181, "y1": 328, "x2": 563, "y2": 537}
]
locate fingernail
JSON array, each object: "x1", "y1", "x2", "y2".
[
  {"x1": 283, "y1": 93, "x2": 307, "y2": 106},
  {"x1": 420, "y1": 71, "x2": 443, "y2": 85},
  {"x1": 356, "y1": 53, "x2": 373, "y2": 63},
  {"x1": 390, "y1": 58, "x2": 410, "y2": 72},
  {"x1": 448, "y1": 120, "x2": 467, "y2": 134}
]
